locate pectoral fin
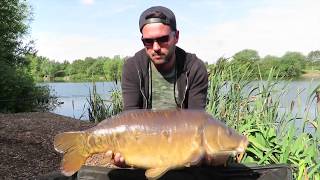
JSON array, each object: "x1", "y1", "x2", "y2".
[
  {"x1": 188, "y1": 148, "x2": 205, "y2": 166},
  {"x1": 145, "y1": 167, "x2": 170, "y2": 180}
]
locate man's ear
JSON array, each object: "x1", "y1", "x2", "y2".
[{"x1": 174, "y1": 30, "x2": 179, "y2": 44}]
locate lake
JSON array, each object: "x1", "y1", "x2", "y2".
[
  {"x1": 42, "y1": 80, "x2": 320, "y2": 132},
  {"x1": 42, "y1": 82, "x2": 120, "y2": 120}
]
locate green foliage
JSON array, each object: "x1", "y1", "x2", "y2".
[
  {"x1": 0, "y1": 62, "x2": 58, "y2": 112},
  {"x1": 277, "y1": 52, "x2": 306, "y2": 78},
  {"x1": 307, "y1": 50, "x2": 320, "y2": 62},
  {"x1": 87, "y1": 83, "x2": 123, "y2": 123},
  {"x1": 233, "y1": 49, "x2": 260, "y2": 64},
  {"x1": 87, "y1": 83, "x2": 108, "y2": 123},
  {"x1": 68, "y1": 59, "x2": 89, "y2": 75},
  {"x1": 108, "y1": 87, "x2": 123, "y2": 116},
  {"x1": 227, "y1": 49, "x2": 312, "y2": 79},
  {"x1": 207, "y1": 57, "x2": 252, "y2": 120},
  {"x1": 27, "y1": 55, "x2": 125, "y2": 82},
  {"x1": 86, "y1": 60, "x2": 105, "y2": 77},
  {"x1": 103, "y1": 56, "x2": 124, "y2": 83},
  {"x1": 206, "y1": 63, "x2": 319, "y2": 179},
  {"x1": 258, "y1": 55, "x2": 281, "y2": 78},
  {"x1": 306, "y1": 51, "x2": 320, "y2": 71},
  {"x1": 230, "y1": 49, "x2": 261, "y2": 79},
  {"x1": 0, "y1": 0, "x2": 32, "y2": 67},
  {"x1": 26, "y1": 55, "x2": 67, "y2": 80},
  {"x1": 0, "y1": 0, "x2": 57, "y2": 112},
  {"x1": 27, "y1": 48, "x2": 320, "y2": 82}
]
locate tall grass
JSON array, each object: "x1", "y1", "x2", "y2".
[
  {"x1": 207, "y1": 59, "x2": 320, "y2": 179},
  {"x1": 87, "y1": 82, "x2": 123, "y2": 123}
]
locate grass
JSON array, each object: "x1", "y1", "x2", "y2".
[
  {"x1": 206, "y1": 61, "x2": 319, "y2": 179},
  {"x1": 87, "y1": 82, "x2": 123, "y2": 123}
]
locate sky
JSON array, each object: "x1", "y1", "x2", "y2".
[{"x1": 27, "y1": 0, "x2": 320, "y2": 64}]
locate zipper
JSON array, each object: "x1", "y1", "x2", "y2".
[
  {"x1": 137, "y1": 69, "x2": 148, "y2": 108},
  {"x1": 181, "y1": 73, "x2": 188, "y2": 108},
  {"x1": 174, "y1": 69, "x2": 189, "y2": 109}
]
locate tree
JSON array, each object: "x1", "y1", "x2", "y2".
[
  {"x1": 258, "y1": 55, "x2": 281, "y2": 78},
  {"x1": 307, "y1": 50, "x2": 320, "y2": 62},
  {"x1": 0, "y1": 0, "x2": 34, "y2": 67},
  {"x1": 103, "y1": 56, "x2": 124, "y2": 83},
  {"x1": 0, "y1": 0, "x2": 56, "y2": 112},
  {"x1": 86, "y1": 60, "x2": 105, "y2": 77},
  {"x1": 39, "y1": 56, "x2": 55, "y2": 77},
  {"x1": 306, "y1": 50, "x2": 320, "y2": 69},
  {"x1": 231, "y1": 49, "x2": 260, "y2": 79},
  {"x1": 278, "y1": 52, "x2": 306, "y2": 78},
  {"x1": 26, "y1": 54, "x2": 41, "y2": 77},
  {"x1": 232, "y1": 49, "x2": 260, "y2": 64},
  {"x1": 69, "y1": 59, "x2": 87, "y2": 75}
]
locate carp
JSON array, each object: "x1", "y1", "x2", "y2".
[{"x1": 54, "y1": 109, "x2": 248, "y2": 179}]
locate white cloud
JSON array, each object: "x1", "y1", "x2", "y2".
[
  {"x1": 33, "y1": 32, "x2": 142, "y2": 62},
  {"x1": 181, "y1": 0, "x2": 320, "y2": 64},
  {"x1": 81, "y1": 0, "x2": 94, "y2": 5}
]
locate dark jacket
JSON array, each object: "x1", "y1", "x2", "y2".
[{"x1": 121, "y1": 46, "x2": 208, "y2": 110}]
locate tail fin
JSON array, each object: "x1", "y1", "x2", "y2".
[{"x1": 54, "y1": 132, "x2": 89, "y2": 176}]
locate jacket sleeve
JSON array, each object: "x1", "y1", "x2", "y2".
[
  {"x1": 187, "y1": 59, "x2": 208, "y2": 109},
  {"x1": 121, "y1": 58, "x2": 142, "y2": 110}
]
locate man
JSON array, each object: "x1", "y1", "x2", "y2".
[
  {"x1": 111, "y1": 5, "x2": 208, "y2": 166},
  {"x1": 121, "y1": 6, "x2": 208, "y2": 110}
]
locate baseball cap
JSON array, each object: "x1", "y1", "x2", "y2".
[{"x1": 139, "y1": 6, "x2": 177, "y2": 32}]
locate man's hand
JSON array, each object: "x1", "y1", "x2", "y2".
[{"x1": 106, "y1": 150, "x2": 126, "y2": 167}]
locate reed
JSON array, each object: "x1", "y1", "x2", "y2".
[
  {"x1": 87, "y1": 82, "x2": 123, "y2": 123},
  {"x1": 207, "y1": 61, "x2": 319, "y2": 179}
]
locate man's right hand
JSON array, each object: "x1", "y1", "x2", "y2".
[{"x1": 106, "y1": 150, "x2": 126, "y2": 167}]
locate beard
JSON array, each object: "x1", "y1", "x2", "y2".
[{"x1": 151, "y1": 45, "x2": 176, "y2": 64}]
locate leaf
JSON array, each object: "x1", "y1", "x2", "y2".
[
  {"x1": 246, "y1": 147, "x2": 264, "y2": 161},
  {"x1": 243, "y1": 156, "x2": 255, "y2": 163},
  {"x1": 297, "y1": 160, "x2": 306, "y2": 180},
  {"x1": 249, "y1": 136, "x2": 270, "y2": 152},
  {"x1": 291, "y1": 135, "x2": 305, "y2": 155},
  {"x1": 308, "y1": 163, "x2": 320, "y2": 179}
]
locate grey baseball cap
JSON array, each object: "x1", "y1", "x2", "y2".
[{"x1": 139, "y1": 6, "x2": 177, "y2": 32}]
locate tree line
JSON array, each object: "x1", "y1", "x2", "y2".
[
  {"x1": 28, "y1": 48, "x2": 320, "y2": 83},
  {"x1": 208, "y1": 49, "x2": 320, "y2": 79},
  {"x1": 27, "y1": 55, "x2": 125, "y2": 83}
]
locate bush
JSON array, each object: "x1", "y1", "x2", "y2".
[{"x1": 0, "y1": 62, "x2": 58, "y2": 112}]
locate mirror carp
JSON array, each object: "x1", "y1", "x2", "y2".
[{"x1": 54, "y1": 109, "x2": 248, "y2": 179}]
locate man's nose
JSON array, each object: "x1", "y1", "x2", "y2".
[{"x1": 152, "y1": 41, "x2": 161, "y2": 51}]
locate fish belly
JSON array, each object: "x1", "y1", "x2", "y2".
[{"x1": 116, "y1": 129, "x2": 205, "y2": 168}]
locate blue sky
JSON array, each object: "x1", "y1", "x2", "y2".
[{"x1": 28, "y1": 0, "x2": 320, "y2": 64}]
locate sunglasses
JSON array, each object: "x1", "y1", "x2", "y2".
[{"x1": 141, "y1": 32, "x2": 175, "y2": 47}]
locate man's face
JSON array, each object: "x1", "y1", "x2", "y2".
[{"x1": 141, "y1": 23, "x2": 179, "y2": 66}]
